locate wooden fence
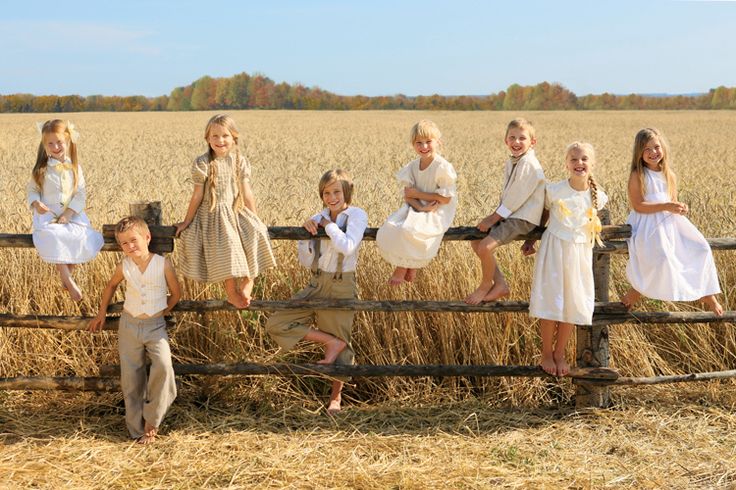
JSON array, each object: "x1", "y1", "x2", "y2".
[{"x1": 1, "y1": 205, "x2": 735, "y2": 408}]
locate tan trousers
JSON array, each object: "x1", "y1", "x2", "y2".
[
  {"x1": 266, "y1": 271, "x2": 356, "y2": 370},
  {"x1": 118, "y1": 312, "x2": 177, "y2": 439}
]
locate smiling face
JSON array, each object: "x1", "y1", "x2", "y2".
[
  {"x1": 413, "y1": 137, "x2": 438, "y2": 163},
  {"x1": 116, "y1": 228, "x2": 151, "y2": 259},
  {"x1": 43, "y1": 131, "x2": 69, "y2": 161},
  {"x1": 641, "y1": 137, "x2": 664, "y2": 170},
  {"x1": 207, "y1": 124, "x2": 235, "y2": 158},
  {"x1": 505, "y1": 127, "x2": 535, "y2": 158},
  {"x1": 566, "y1": 146, "x2": 594, "y2": 180},
  {"x1": 321, "y1": 180, "x2": 348, "y2": 217}
]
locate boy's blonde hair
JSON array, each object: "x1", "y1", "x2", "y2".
[
  {"x1": 203, "y1": 114, "x2": 246, "y2": 212},
  {"x1": 318, "y1": 169, "x2": 354, "y2": 204},
  {"x1": 505, "y1": 117, "x2": 536, "y2": 140},
  {"x1": 409, "y1": 120, "x2": 442, "y2": 144},
  {"x1": 114, "y1": 216, "x2": 150, "y2": 242},
  {"x1": 32, "y1": 119, "x2": 80, "y2": 197},
  {"x1": 630, "y1": 127, "x2": 677, "y2": 200}
]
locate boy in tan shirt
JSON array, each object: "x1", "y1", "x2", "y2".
[{"x1": 465, "y1": 118, "x2": 546, "y2": 304}]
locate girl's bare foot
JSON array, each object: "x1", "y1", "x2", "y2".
[
  {"x1": 702, "y1": 295, "x2": 724, "y2": 316},
  {"x1": 240, "y1": 277, "x2": 254, "y2": 304},
  {"x1": 317, "y1": 338, "x2": 347, "y2": 364},
  {"x1": 540, "y1": 352, "x2": 556, "y2": 376},
  {"x1": 225, "y1": 279, "x2": 249, "y2": 308},
  {"x1": 553, "y1": 352, "x2": 570, "y2": 377},
  {"x1": 404, "y1": 268, "x2": 417, "y2": 282},
  {"x1": 465, "y1": 284, "x2": 492, "y2": 305},
  {"x1": 136, "y1": 424, "x2": 157, "y2": 445},
  {"x1": 389, "y1": 267, "x2": 407, "y2": 286},
  {"x1": 621, "y1": 289, "x2": 641, "y2": 310},
  {"x1": 62, "y1": 276, "x2": 83, "y2": 302},
  {"x1": 326, "y1": 397, "x2": 342, "y2": 415},
  {"x1": 482, "y1": 282, "x2": 510, "y2": 302}
]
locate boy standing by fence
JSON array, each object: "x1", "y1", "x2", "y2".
[{"x1": 89, "y1": 216, "x2": 181, "y2": 444}]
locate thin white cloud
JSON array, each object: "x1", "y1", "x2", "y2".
[{"x1": 0, "y1": 20, "x2": 160, "y2": 56}]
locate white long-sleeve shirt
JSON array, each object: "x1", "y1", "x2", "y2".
[
  {"x1": 297, "y1": 206, "x2": 368, "y2": 273},
  {"x1": 495, "y1": 149, "x2": 546, "y2": 225}
]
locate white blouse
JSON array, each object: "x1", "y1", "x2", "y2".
[{"x1": 297, "y1": 206, "x2": 368, "y2": 273}]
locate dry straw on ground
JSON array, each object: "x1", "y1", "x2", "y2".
[{"x1": 1, "y1": 111, "x2": 735, "y2": 488}]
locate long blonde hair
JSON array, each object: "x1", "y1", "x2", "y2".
[
  {"x1": 32, "y1": 119, "x2": 79, "y2": 195},
  {"x1": 203, "y1": 114, "x2": 244, "y2": 212},
  {"x1": 630, "y1": 128, "x2": 677, "y2": 200}
]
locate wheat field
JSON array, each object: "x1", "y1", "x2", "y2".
[{"x1": 1, "y1": 111, "x2": 735, "y2": 488}]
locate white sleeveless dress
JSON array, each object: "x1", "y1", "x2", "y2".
[{"x1": 626, "y1": 168, "x2": 720, "y2": 300}]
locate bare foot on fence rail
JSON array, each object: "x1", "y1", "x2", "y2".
[
  {"x1": 464, "y1": 284, "x2": 492, "y2": 305},
  {"x1": 540, "y1": 352, "x2": 557, "y2": 376},
  {"x1": 702, "y1": 295, "x2": 724, "y2": 316},
  {"x1": 554, "y1": 352, "x2": 570, "y2": 377},
  {"x1": 620, "y1": 288, "x2": 641, "y2": 310},
  {"x1": 318, "y1": 338, "x2": 347, "y2": 364},
  {"x1": 482, "y1": 282, "x2": 510, "y2": 302}
]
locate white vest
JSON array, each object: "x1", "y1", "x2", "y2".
[{"x1": 123, "y1": 254, "x2": 169, "y2": 317}]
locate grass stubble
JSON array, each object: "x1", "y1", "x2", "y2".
[{"x1": 0, "y1": 111, "x2": 735, "y2": 488}]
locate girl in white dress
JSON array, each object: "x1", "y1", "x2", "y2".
[
  {"x1": 524, "y1": 142, "x2": 608, "y2": 376},
  {"x1": 376, "y1": 120, "x2": 458, "y2": 285},
  {"x1": 621, "y1": 128, "x2": 722, "y2": 315},
  {"x1": 27, "y1": 119, "x2": 104, "y2": 301}
]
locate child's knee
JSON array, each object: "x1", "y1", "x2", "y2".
[{"x1": 478, "y1": 237, "x2": 500, "y2": 255}]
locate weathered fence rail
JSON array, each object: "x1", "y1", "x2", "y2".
[{"x1": 1, "y1": 204, "x2": 735, "y2": 408}]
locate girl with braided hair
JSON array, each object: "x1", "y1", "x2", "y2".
[
  {"x1": 522, "y1": 142, "x2": 608, "y2": 376},
  {"x1": 176, "y1": 114, "x2": 275, "y2": 308}
]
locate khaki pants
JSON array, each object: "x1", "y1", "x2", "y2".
[
  {"x1": 266, "y1": 271, "x2": 356, "y2": 371},
  {"x1": 118, "y1": 312, "x2": 177, "y2": 439}
]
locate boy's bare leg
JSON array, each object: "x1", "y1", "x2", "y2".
[
  {"x1": 621, "y1": 288, "x2": 641, "y2": 310},
  {"x1": 224, "y1": 278, "x2": 248, "y2": 309},
  {"x1": 465, "y1": 237, "x2": 500, "y2": 304},
  {"x1": 483, "y1": 266, "x2": 510, "y2": 301},
  {"x1": 701, "y1": 295, "x2": 724, "y2": 316},
  {"x1": 553, "y1": 322, "x2": 574, "y2": 377},
  {"x1": 304, "y1": 329, "x2": 347, "y2": 364},
  {"x1": 56, "y1": 264, "x2": 82, "y2": 302},
  {"x1": 389, "y1": 267, "x2": 407, "y2": 286},
  {"x1": 404, "y1": 268, "x2": 417, "y2": 282},
  {"x1": 539, "y1": 319, "x2": 557, "y2": 375},
  {"x1": 239, "y1": 276, "x2": 254, "y2": 304},
  {"x1": 326, "y1": 380, "x2": 343, "y2": 415},
  {"x1": 136, "y1": 422, "x2": 157, "y2": 445}
]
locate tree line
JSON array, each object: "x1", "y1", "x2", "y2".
[{"x1": 2, "y1": 73, "x2": 736, "y2": 112}]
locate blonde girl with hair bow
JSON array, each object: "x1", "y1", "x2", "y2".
[
  {"x1": 175, "y1": 114, "x2": 276, "y2": 308},
  {"x1": 522, "y1": 142, "x2": 608, "y2": 376},
  {"x1": 27, "y1": 119, "x2": 104, "y2": 301}
]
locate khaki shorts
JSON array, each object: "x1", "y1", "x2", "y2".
[{"x1": 486, "y1": 218, "x2": 537, "y2": 245}]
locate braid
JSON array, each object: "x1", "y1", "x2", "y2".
[
  {"x1": 208, "y1": 154, "x2": 218, "y2": 212},
  {"x1": 588, "y1": 175, "x2": 598, "y2": 210}
]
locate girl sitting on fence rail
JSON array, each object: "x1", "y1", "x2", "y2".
[
  {"x1": 266, "y1": 169, "x2": 368, "y2": 414},
  {"x1": 621, "y1": 128, "x2": 723, "y2": 315},
  {"x1": 175, "y1": 114, "x2": 276, "y2": 308},
  {"x1": 376, "y1": 120, "x2": 458, "y2": 286},
  {"x1": 523, "y1": 142, "x2": 608, "y2": 376},
  {"x1": 27, "y1": 119, "x2": 104, "y2": 301}
]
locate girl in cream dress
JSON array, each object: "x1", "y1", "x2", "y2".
[
  {"x1": 376, "y1": 120, "x2": 457, "y2": 285},
  {"x1": 525, "y1": 142, "x2": 607, "y2": 377}
]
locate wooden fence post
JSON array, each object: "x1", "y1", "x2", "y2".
[
  {"x1": 129, "y1": 201, "x2": 162, "y2": 226},
  {"x1": 575, "y1": 209, "x2": 612, "y2": 408}
]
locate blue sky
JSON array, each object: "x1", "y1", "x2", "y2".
[{"x1": 2, "y1": 0, "x2": 735, "y2": 97}]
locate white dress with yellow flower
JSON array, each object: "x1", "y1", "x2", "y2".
[
  {"x1": 529, "y1": 180, "x2": 608, "y2": 325},
  {"x1": 626, "y1": 168, "x2": 720, "y2": 300},
  {"x1": 26, "y1": 158, "x2": 104, "y2": 264}
]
